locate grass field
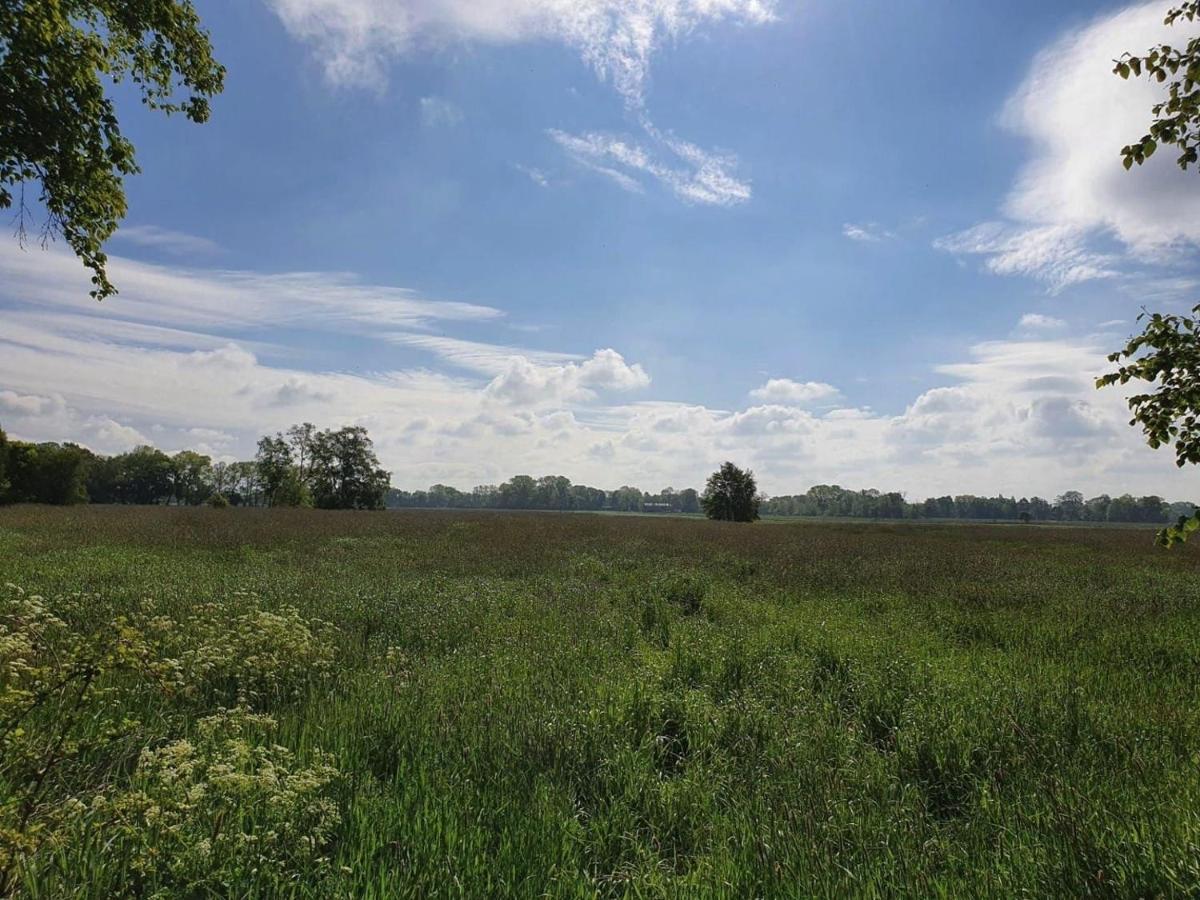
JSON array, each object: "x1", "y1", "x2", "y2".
[{"x1": 1, "y1": 506, "x2": 1199, "y2": 897}]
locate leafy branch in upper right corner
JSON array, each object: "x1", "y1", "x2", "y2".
[
  {"x1": 1114, "y1": 1, "x2": 1200, "y2": 171},
  {"x1": 1097, "y1": 307, "x2": 1200, "y2": 546}
]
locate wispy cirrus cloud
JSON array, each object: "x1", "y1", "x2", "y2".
[
  {"x1": 549, "y1": 128, "x2": 751, "y2": 206},
  {"x1": 934, "y1": 222, "x2": 1120, "y2": 292},
  {"x1": 514, "y1": 164, "x2": 551, "y2": 188},
  {"x1": 265, "y1": 0, "x2": 772, "y2": 206},
  {"x1": 114, "y1": 225, "x2": 221, "y2": 257},
  {"x1": 264, "y1": 0, "x2": 776, "y2": 103},
  {"x1": 419, "y1": 95, "x2": 462, "y2": 127},
  {"x1": 842, "y1": 222, "x2": 895, "y2": 243},
  {"x1": 384, "y1": 332, "x2": 582, "y2": 376},
  {"x1": 1017, "y1": 312, "x2": 1067, "y2": 331},
  {"x1": 0, "y1": 242, "x2": 502, "y2": 335}
]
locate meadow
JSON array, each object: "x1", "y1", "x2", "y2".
[{"x1": 1, "y1": 505, "x2": 1198, "y2": 897}]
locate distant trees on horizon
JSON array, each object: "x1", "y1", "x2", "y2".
[
  {"x1": 761, "y1": 485, "x2": 1186, "y2": 525},
  {"x1": 387, "y1": 477, "x2": 702, "y2": 515},
  {"x1": 0, "y1": 422, "x2": 1191, "y2": 525},
  {"x1": 0, "y1": 423, "x2": 390, "y2": 510},
  {"x1": 389, "y1": 476, "x2": 1188, "y2": 525}
]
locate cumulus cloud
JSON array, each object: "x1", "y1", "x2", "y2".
[
  {"x1": 725, "y1": 404, "x2": 815, "y2": 435},
  {"x1": 936, "y1": 2, "x2": 1200, "y2": 290},
  {"x1": 1003, "y1": 3, "x2": 1200, "y2": 253},
  {"x1": 484, "y1": 348, "x2": 650, "y2": 405},
  {"x1": 749, "y1": 378, "x2": 841, "y2": 407},
  {"x1": 0, "y1": 390, "x2": 65, "y2": 417}
]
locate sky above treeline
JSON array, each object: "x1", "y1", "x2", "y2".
[{"x1": 3, "y1": 0, "x2": 1200, "y2": 498}]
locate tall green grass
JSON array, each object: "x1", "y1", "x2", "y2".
[{"x1": 1, "y1": 506, "x2": 1199, "y2": 896}]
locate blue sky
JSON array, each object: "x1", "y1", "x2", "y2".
[{"x1": 3, "y1": 0, "x2": 1200, "y2": 497}]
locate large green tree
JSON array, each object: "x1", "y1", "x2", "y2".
[
  {"x1": 1, "y1": 0, "x2": 224, "y2": 298},
  {"x1": 255, "y1": 434, "x2": 294, "y2": 506},
  {"x1": 308, "y1": 426, "x2": 390, "y2": 511},
  {"x1": 701, "y1": 462, "x2": 760, "y2": 523},
  {"x1": 169, "y1": 450, "x2": 212, "y2": 505}
]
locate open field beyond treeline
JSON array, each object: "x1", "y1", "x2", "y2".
[{"x1": 1, "y1": 506, "x2": 1199, "y2": 897}]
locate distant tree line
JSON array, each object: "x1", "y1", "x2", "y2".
[
  {"x1": 391, "y1": 478, "x2": 1193, "y2": 525},
  {"x1": 761, "y1": 486, "x2": 1191, "y2": 525},
  {"x1": 0, "y1": 423, "x2": 389, "y2": 510},
  {"x1": 1, "y1": 421, "x2": 1190, "y2": 524},
  {"x1": 387, "y1": 477, "x2": 702, "y2": 514}
]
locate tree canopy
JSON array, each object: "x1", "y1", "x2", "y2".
[
  {"x1": 255, "y1": 423, "x2": 390, "y2": 510},
  {"x1": 701, "y1": 462, "x2": 760, "y2": 523},
  {"x1": 0, "y1": 0, "x2": 224, "y2": 298}
]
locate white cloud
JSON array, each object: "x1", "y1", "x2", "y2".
[
  {"x1": 934, "y1": 222, "x2": 1119, "y2": 291},
  {"x1": 3, "y1": 248, "x2": 1197, "y2": 499},
  {"x1": 936, "y1": 2, "x2": 1200, "y2": 288},
  {"x1": 269, "y1": 377, "x2": 336, "y2": 406},
  {"x1": 483, "y1": 348, "x2": 650, "y2": 405},
  {"x1": 515, "y1": 164, "x2": 550, "y2": 187},
  {"x1": 549, "y1": 128, "x2": 751, "y2": 205},
  {"x1": 265, "y1": 0, "x2": 776, "y2": 103},
  {"x1": 725, "y1": 404, "x2": 815, "y2": 435},
  {"x1": 419, "y1": 95, "x2": 463, "y2": 126},
  {"x1": 0, "y1": 390, "x2": 65, "y2": 417},
  {"x1": 1017, "y1": 313, "x2": 1067, "y2": 331},
  {"x1": 1002, "y1": 2, "x2": 1200, "y2": 254},
  {"x1": 0, "y1": 241, "x2": 501, "y2": 335},
  {"x1": 266, "y1": 0, "x2": 769, "y2": 206},
  {"x1": 114, "y1": 226, "x2": 221, "y2": 257},
  {"x1": 384, "y1": 332, "x2": 582, "y2": 375},
  {"x1": 842, "y1": 222, "x2": 894, "y2": 243},
  {"x1": 749, "y1": 378, "x2": 841, "y2": 406},
  {"x1": 86, "y1": 419, "x2": 152, "y2": 453}
]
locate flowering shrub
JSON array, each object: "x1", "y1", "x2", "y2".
[
  {"x1": 0, "y1": 585, "x2": 343, "y2": 895},
  {"x1": 0, "y1": 585, "x2": 176, "y2": 892},
  {"x1": 168, "y1": 594, "x2": 337, "y2": 704},
  {"x1": 68, "y1": 707, "x2": 342, "y2": 897}
]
